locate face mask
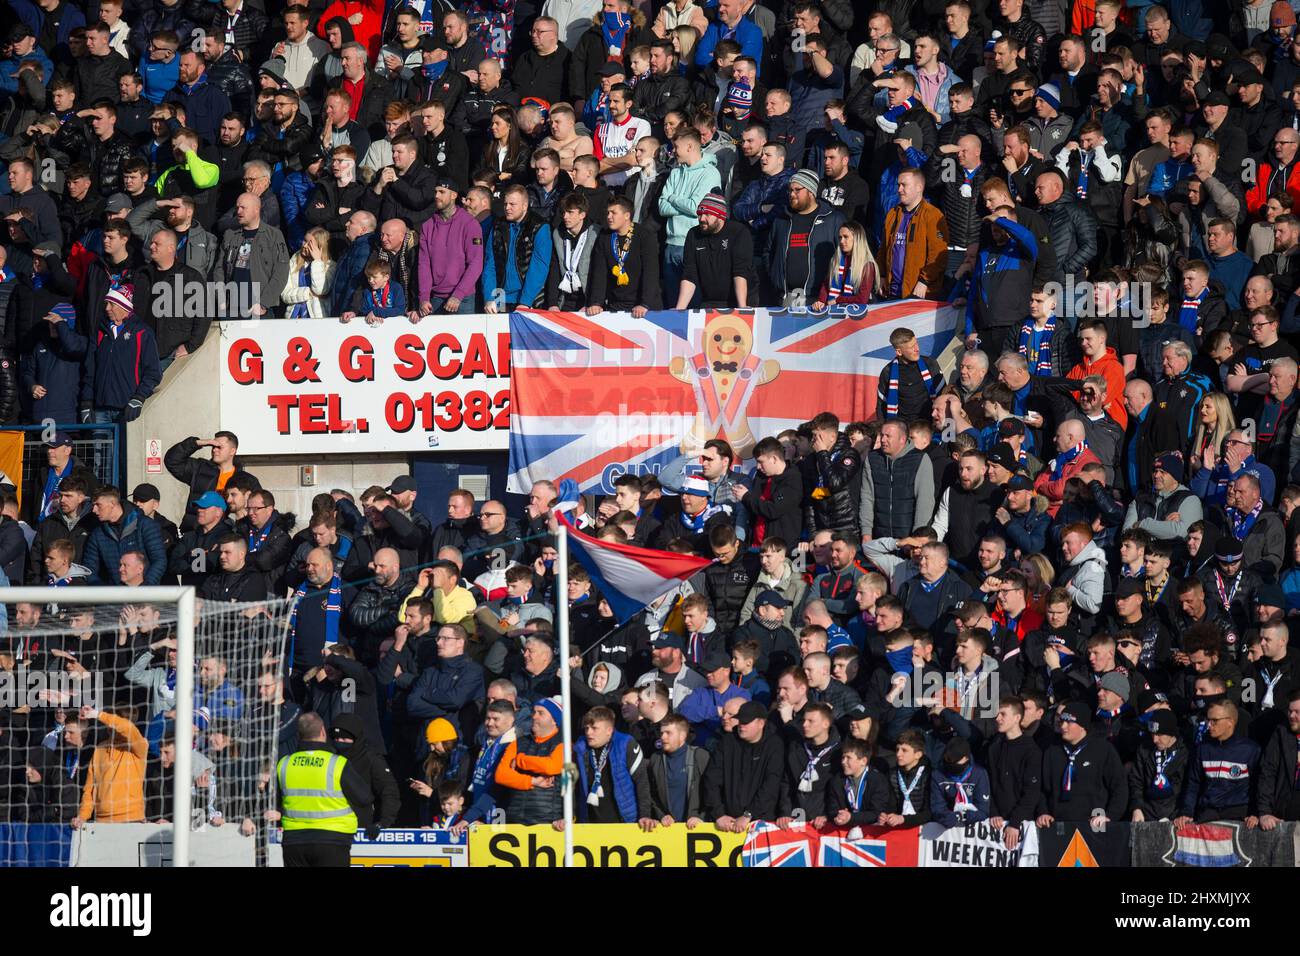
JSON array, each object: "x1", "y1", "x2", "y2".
[
  {"x1": 886, "y1": 646, "x2": 914, "y2": 673},
  {"x1": 543, "y1": 558, "x2": 555, "y2": 572},
  {"x1": 944, "y1": 760, "x2": 967, "y2": 775}
]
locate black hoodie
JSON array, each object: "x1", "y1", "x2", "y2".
[
  {"x1": 329, "y1": 712, "x2": 399, "y2": 833},
  {"x1": 986, "y1": 731, "x2": 1042, "y2": 821}
]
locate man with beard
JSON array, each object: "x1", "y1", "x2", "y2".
[{"x1": 674, "y1": 191, "x2": 752, "y2": 308}]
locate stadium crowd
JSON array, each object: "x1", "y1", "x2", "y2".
[{"x1": 2, "y1": 0, "x2": 1300, "y2": 857}]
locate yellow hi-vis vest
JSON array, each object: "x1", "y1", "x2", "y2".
[{"x1": 277, "y1": 749, "x2": 358, "y2": 834}]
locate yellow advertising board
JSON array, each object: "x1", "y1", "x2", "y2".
[{"x1": 469, "y1": 824, "x2": 745, "y2": 867}]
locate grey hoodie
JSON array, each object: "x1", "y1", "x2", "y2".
[{"x1": 1062, "y1": 539, "x2": 1107, "y2": 614}]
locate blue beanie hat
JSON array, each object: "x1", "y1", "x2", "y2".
[
  {"x1": 1035, "y1": 82, "x2": 1061, "y2": 112},
  {"x1": 538, "y1": 696, "x2": 563, "y2": 726}
]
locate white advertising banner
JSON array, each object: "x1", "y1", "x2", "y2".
[{"x1": 218, "y1": 317, "x2": 512, "y2": 455}]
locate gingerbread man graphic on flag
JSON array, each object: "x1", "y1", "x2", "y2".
[{"x1": 668, "y1": 311, "x2": 780, "y2": 461}]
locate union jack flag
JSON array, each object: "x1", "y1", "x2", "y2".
[
  {"x1": 817, "y1": 835, "x2": 890, "y2": 867},
  {"x1": 741, "y1": 822, "x2": 817, "y2": 867},
  {"x1": 507, "y1": 304, "x2": 959, "y2": 494}
]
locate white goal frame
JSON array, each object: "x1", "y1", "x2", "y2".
[{"x1": 0, "y1": 585, "x2": 197, "y2": 867}]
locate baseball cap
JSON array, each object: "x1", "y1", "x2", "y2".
[
  {"x1": 701, "y1": 651, "x2": 731, "y2": 673},
  {"x1": 387, "y1": 474, "x2": 417, "y2": 494},
  {"x1": 1202, "y1": 90, "x2": 1231, "y2": 108},
  {"x1": 598, "y1": 61, "x2": 627, "y2": 77},
  {"x1": 105, "y1": 193, "x2": 133, "y2": 213},
  {"x1": 1007, "y1": 474, "x2": 1034, "y2": 492},
  {"x1": 7, "y1": 23, "x2": 36, "y2": 42},
  {"x1": 45, "y1": 431, "x2": 73, "y2": 448},
  {"x1": 1114, "y1": 577, "x2": 1144, "y2": 600},
  {"x1": 998, "y1": 417, "x2": 1025, "y2": 438},
  {"x1": 194, "y1": 491, "x2": 227, "y2": 510},
  {"x1": 846, "y1": 703, "x2": 872, "y2": 722},
  {"x1": 433, "y1": 175, "x2": 461, "y2": 194},
  {"x1": 755, "y1": 589, "x2": 791, "y2": 610},
  {"x1": 736, "y1": 700, "x2": 768, "y2": 724},
  {"x1": 652, "y1": 632, "x2": 684, "y2": 651},
  {"x1": 130, "y1": 483, "x2": 161, "y2": 503}
]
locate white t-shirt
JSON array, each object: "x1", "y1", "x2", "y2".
[{"x1": 594, "y1": 113, "x2": 652, "y2": 186}]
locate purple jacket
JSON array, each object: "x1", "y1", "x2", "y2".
[{"x1": 417, "y1": 206, "x2": 485, "y2": 302}]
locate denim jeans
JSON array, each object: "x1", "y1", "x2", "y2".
[
  {"x1": 90, "y1": 408, "x2": 123, "y2": 484},
  {"x1": 428, "y1": 295, "x2": 477, "y2": 315},
  {"x1": 662, "y1": 244, "x2": 685, "y2": 308}
]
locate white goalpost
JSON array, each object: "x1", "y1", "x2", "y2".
[
  {"x1": 0, "y1": 585, "x2": 292, "y2": 867},
  {"x1": 1, "y1": 586, "x2": 196, "y2": 865}
]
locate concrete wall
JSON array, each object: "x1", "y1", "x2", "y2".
[
  {"x1": 126, "y1": 328, "x2": 222, "y2": 526},
  {"x1": 127, "y1": 325, "x2": 415, "y2": 533}
]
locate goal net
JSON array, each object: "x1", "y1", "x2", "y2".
[{"x1": 0, "y1": 587, "x2": 293, "y2": 867}]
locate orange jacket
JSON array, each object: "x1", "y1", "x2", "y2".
[
  {"x1": 878, "y1": 200, "x2": 948, "y2": 298},
  {"x1": 79, "y1": 712, "x2": 148, "y2": 823},
  {"x1": 494, "y1": 731, "x2": 564, "y2": 791},
  {"x1": 1067, "y1": 348, "x2": 1128, "y2": 431}
]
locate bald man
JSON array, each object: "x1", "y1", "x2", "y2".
[
  {"x1": 287, "y1": 547, "x2": 352, "y2": 681},
  {"x1": 936, "y1": 133, "x2": 990, "y2": 276},
  {"x1": 376, "y1": 217, "x2": 418, "y2": 306},
  {"x1": 136, "y1": 227, "x2": 209, "y2": 369},
  {"x1": 346, "y1": 546, "x2": 410, "y2": 665},
  {"x1": 1122, "y1": 378, "x2": 1157, "y2": 496},
  {"x1": 1034, "y1": 419, "x2": 1102, "y2": 516},
  {"x1": 217, "y1": 191, "x2": 289, "y2": 317}
]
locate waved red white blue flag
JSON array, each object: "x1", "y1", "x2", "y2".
[
  {"x1": 507, "y1": 304, "x2": 959, "y2": 494},
  {"x1": 555, "y1": 507, "x2": 711, "y2": 623}
]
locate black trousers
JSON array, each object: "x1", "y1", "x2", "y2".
[{"x1": 284, "y1": 841, "x2": 352, "y2": 867}]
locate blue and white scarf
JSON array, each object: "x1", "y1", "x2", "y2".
[
  {"x1": 1048, "y1": 440, "x2": 1088, "y2": 480},
  {"x1": 1227, "y1": 499, "x2": 1263, "y2": 540},
  {"x1": 883, "y1": 357, "x2": 938, "y2": 417},
  {"x1": 287, "y1": 573, "x2": 343, "y2": 673},
  {"x1": 876, "y1": 96, "x2": 923, "y2": 134},
  {"x1": 1017, "y1": 315, "x2": 1055, "y2": 376}
]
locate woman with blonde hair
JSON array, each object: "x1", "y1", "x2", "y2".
[
  {"x1": 671, "y1": 24, "x2": 700, "y2": 65},
  {"x1": 812, "y1": 221, "x2": 880, "y2": 308},
  {"x1": 1018, "y1": 553, "x2": 1054, "y2": 610},
  {"x1": 1189, "y1": 392, "x2": 1235, "y2": 476},
  {"x1": 281, "y1": 227, "x2": 336, "y2": 318}
]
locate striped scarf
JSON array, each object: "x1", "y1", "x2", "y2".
[
  {"x1": 1227, "y1": 499, "x2": 1263, "y2": 540},
  {"x1": 1075, "y1": 150, "x2": 1092, "y2": 199},
  {"x1": 827, "y1": 251, "x2": 855, "y2": 302},
  {"x1": 1049, "y1": 440, "x2": 1088, "y2": 480},
  {"x1": 679, "y1": 501, "x2": 724, "y2": 533},
  {"x1": 287, "y1": 574, "x2": 342, "y2": 673},
  {"x1": 1178, "y1": 289, "x2": 1205, "y2": 333},
  {"x1": 1017, "y1": 316, "x2": 1055, "y2": 376},
  {"x1": 884, "y1": 357, "x2": 937, "y2": 417},
  {"x1": 876, "y1": 96, "x2": 923, "y2": 134}
]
